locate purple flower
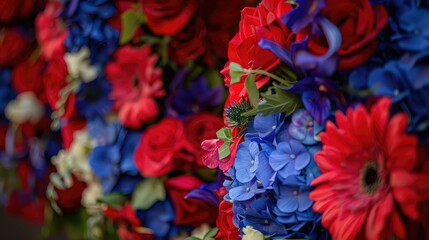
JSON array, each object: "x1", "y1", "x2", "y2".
[
  {"x1": 269, "y1": 139, "x2": 310, "y2": 180},
  {"x1": 166, "y1": 69, "x2": 224, "y2": 119},
  {"x1": 288, "y1": 109, "x2": 319, "y2": 145},
  {"x1": 282, "y1": 0, "x2": 326, "y2": 33},
  {"x1": 287, "y1": 75, "x2": 343, "y2": 125}
]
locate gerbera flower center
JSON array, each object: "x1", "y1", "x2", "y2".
[{"x1": 360, "y1": 160, "x2": 381, "y2": 195}]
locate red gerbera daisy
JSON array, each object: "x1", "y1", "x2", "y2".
[
  {"x1": 105, "y1": 45, "x2": 165, "y2": 129},
  {"x1": 310, "y1": 97, "x2": 429, "y2": 240}
]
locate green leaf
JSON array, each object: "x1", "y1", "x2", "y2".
[
  {"x1": 216, "y1": 127, "x2": 232, "y2": 141},
  {"x1": 245, "y1": 74, "x2": 259, "y2": 107},
  {"x1": 242, "y1": 86, "x2": 302, "y2": 117},
  {"x1": 132, "y1": 178, "x2": 166, "y2": 210},
  {"x1": 120, "y1": 8, "x2": 144, "y2": 45},
  {"x1": 218, "y1": 141, "x2": 231, "y2": 160},
  {"x1": 229, "y1": 62, "x2": 244, "y2": 85},
  {"x1": 184, "y1": 237, "x2": 201, "y2": 240},
  {"x1": 203, "y1": 227, "x2": 218, "y2": 240},
  {"x1": 97, "y1": 193, "x2": 127, "y2": 209}
]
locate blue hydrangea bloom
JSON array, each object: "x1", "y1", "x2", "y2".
[
  {"x1": 269, "y1": 139, "x2": 311, "y2": 180},
  {"x1": 233, "y1": 196, "x2": 289, "y2": 238},
  {"x1": 89, "y1": 126, "x2": 142, "y2": 194},
  {"x1": 136, "y1": 198, "x2": 176, "y2": 240},
  {"x1": 61, "y1": 0, "x2": 119, "y2": 63},
  {"x1": 274, "y1": 176, "x2": 313, "y2": 213},
  {"x1": 392, "y1": 9, "x2": 429, "y2": 52},
  {"x1": 368, "y1": 53, "x2": 429, "y2": 132}
]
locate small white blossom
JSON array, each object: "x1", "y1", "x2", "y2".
[
  {"x1": 242, "y1": 226, "x2": 264, "y2": 240},
  {"x1": 64, "y1": 46, "x2": 98, "y2": 82},
  {"x1": 5, "y1": 92, "x2": 44, "y2": 124}
]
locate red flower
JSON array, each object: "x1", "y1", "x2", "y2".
[
  {"x1": 106, "y1": 45, "x2": 165, "y2": 129},
  {"x1": 104, "y1": 203, "x2": 154, "y2": 240},
  {"x1": 35, "y1": 1, "x2": 67, "y2": 60},
  {"x1": 141, "y1": 0, "x2": 198, "y2": 36},
  {"x1": 169, "y1": 17, "x2": 207, "y2": 66},
  {"x1": 12, "y1": 56, "x2": 47, "y2": 103},
  {"x1": 201, "y1": 0, "x2": 246, "y2": 61},
  {"x1": 43, "y1": 55, "x2": 76, "y2": 120},
  {"x1": 0, "y1": 0, "x2": 43, "y2": 24},
  {"x1": 221, "y1": 0, "x2": 294, "y2": 100},
  {"x1": 0, "y1": 27, "x2": 35, "y2": 67},
  {"x1": 55, "y1": 174, "x2": 87, "y2": 213},
  {"x1": 310, "y1": 98, "x2": 429, "y2": 240},
  {"x1": 215, "y1": 200, "x2": 240, "y2": 240},
  {"x1": 308, "y1": 0, "x2": 388, "y2": 70},
  {"x1": 185, "y1": 113, "x2": 223, "y2": 166},
  {"x1": 134, "y1": 118, "x2": 185, "y2": 177},
  {"x1": 61, "y1": 119, "x2": 86, "y2": 150},
  {"x1": 164, "y1": 175, "x2": 218, "y2": 227}
]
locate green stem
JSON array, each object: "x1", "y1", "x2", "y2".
[{"x1": 247, "y1": 69, "x2": 294, "y2": 87}]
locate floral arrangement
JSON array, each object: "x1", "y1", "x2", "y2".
[
  {"x1": 0, "y1": 0, "x2": 251, "y2": 239},
  {"x1": 1, "y1": 0, "x2": 429, "y2": 239},
  {"x1": 201, "y1": 0, "x2": 429, "y2": 239}
]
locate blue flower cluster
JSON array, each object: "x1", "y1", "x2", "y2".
[
  {"x1": 88, "y1": 119, "x2": 142, "y2": 194},
  {"x1": 347, "y1": 2, "x2": 429, "y2": 137},
  {"x1": 225, "y1": 111, "x2": 329, "y2": 239},
  {"x1": 60, "y1": 0, "x2": 119, "y2": 64}
]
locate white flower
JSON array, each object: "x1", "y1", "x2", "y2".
[
  {"x1": 82, "y1": 181, "x2": 103, "y2": 213},
  {"x1": 242, "y1": 226, "x2": 264, "y2": 240},
  {"x1": 51, "y1": 129, "x2": 94, "y2": 186},
  {"x1": 190, "y1": 224, "x2": 211, "y2": 239},
  {"x1": 5, "y1": 92, "x2": 44, "y2": 124},
  {"x1": 64, "y1": 46, "x2": 98, "y2": 82}
]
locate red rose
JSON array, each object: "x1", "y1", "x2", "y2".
[
  {"x1": 35, "y1": 1, "x2": 67, "y2": 60},
  {"x1": 0, "y1": 27, "x2": 35, "y2": 67},
  {"x1": 221, "y1": 0, "x2": 294, "y2": 100},
  {"x1": 308, "y1": 0, "x2": 388, "y2": 70},
  {"x1": 185, "y1": 113, "x2": 223, "y2": 164},
  {"x1": 0, "y1": 0, "x2": 42, "y2": 24},
  {"x1": 141, "y1": 0, "x2": 198, "y2": 36},
  {"x1": 12, "y1": 56, "x2": 47, "y2": 103},
  {"x1": 202, "y1": 0, "x2": 246, "y2": 60},
  {"x1": 215, "y1": 200, "x2": 240, "y2": 240},
  {"x1": 169, "y1": 17, "x2": 207, "y2": 66},
  {"x1": 134, "y1": 118, "x2": 186, "y2": 177},
  {"x1": 43, "y1": 55, "x2": 76, "y2": 120},
  {"x1": 164, "y1": 175, "x2": 217, "y2": 227}
]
